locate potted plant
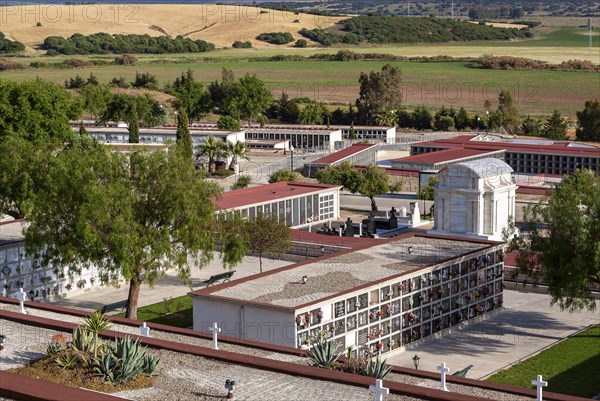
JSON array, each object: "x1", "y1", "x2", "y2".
[
  {"x1": 77, "y1": 279, "x2": 86, "y2": 289},
  {"x1": 316, "y1": 309, "x2": 323, "y2": 323}
]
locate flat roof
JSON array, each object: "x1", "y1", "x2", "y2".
[
  {"x1": 83, "y1": 127, "x2": 241, "y2": 136},
  {"x1": 310, "y1": 143, "x2": 376, "y2": 165},
  {"x1": 193, "y1": 122, "x2": 393, "y2": 130},
  {"x1": 0, "y1": 220, "x2": 25, "y2": 246},
  {"x1": 394, "y1": 148, "x2": 500, "y2": 165},
  {"x1": 215, "y1": 182, "x2": 341, "y2": 210},
  {"x1": 192, "y1": 234, "x2": 496, "y2": 309}
]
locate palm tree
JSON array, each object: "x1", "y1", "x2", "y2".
[
  {"x1": 299, "y1": 102, "x2": 325, "y2": 125},
  {"x1": 225, "y1": 140, "x2": 248, "y2": 171},
  {"x1": 375, "y1": 109, "x2": 398, "y2": 127},
  {"x1": 197, "y1": 136, "x2": 223, "y2": 174}
]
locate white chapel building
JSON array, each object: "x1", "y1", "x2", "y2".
[{"x1": 429, "y1": 158, "x2": 517, "y2": 241}]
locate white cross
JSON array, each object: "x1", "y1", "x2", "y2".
[
  {"x1": 531, "y1": 375, "x2": 548, "y2": 401},
  {"x1": 16, "y1": 288, "x2": 27, "y2": 314},
  {"x1": 437, "y1": 362, "x2": 450, "y2": 391},
  {"x1": 369, "y1": 379, "x2": 389, "y2": 401},
  {"x1": 139, "y1": 322, "x2": 151, "y2": 337},
  {"x1": 209, "y1": 322, "x2": 221, "y2": 350}
]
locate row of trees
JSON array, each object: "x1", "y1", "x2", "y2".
[
  {"x1": 42, "y1": 33, "x2": 215, "y2": 55},
  {"x1": 0, "y1": 32, "x2": 25, "y2": 53},
  {"x1": 256, "y1": 32, "x2": 294, "y2": 45}
]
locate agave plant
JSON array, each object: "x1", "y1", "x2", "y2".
[
  {"x1": 362, "y1": 356, "x2": 393, "y2": 379},
  {"x1": 141, "y1": 354, "x2": 161, "y2": 376},
  {"x1": 70, "y1": 326, "x2": 94, "y2": 354},
  {"x1": 46, "y1": 341, "x2": 62, "y2": 356},
  {"x1": 83, "y1": 310, "x2": 111, "y2": 358},
  {"x1": 94, "y1": 353, "x2": 117, "y2": 384},
  {"x1": 54, "y1": 351, "x2": 79, "y2": 370},
  {"x1": 306, "y1": 337, "x2": 342, "y2": 369}
]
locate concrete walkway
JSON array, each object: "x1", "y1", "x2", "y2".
[
  {"x1": 386, "y1": 290, "x2": 600, "y2": 379},
  {"x1": 48, "y1": 253, "x2": 291, "y2": 312}
]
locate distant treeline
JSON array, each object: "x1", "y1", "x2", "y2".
[
  {"x1": 299, "y1": 16, "x2": 532, "y2": 46},
  {"x1": 0, "y1": 32, "x2": 25, "y2": 54},
  {"x1": 473, "y1": 56, "x2": 600, "y2": 72},
  {"x1": 41, "y1": 33, "x2": 215, "y2": 55},
  {"x1": 255, "y1": 3, "x2": 341, "y2": 17}
]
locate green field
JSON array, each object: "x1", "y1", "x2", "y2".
[
  {"x1": 116, "y1": 295, "x2": 192, "y2": 328},
  {"x1": 1, "y1": 59, "x2": 596, "y2": 116},
  {"x1": 487, "y1": 325, "x2": 600, "y2": 399}
]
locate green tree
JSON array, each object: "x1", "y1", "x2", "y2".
[
  {"x1": 276, "y1": 92, "x2": 300, "y2": 123},
  {"x1": 79, "y1": 83, "x2": 112, "y2": 120},
  {"x1": 299, "y1": 101, "x2": 324, "y2": 125},
  {"x1": 412, "y1": 106, "x2": 433, "y2": 130},
  {"x1": 520, "y1": 115, "x2": 542, "y2": 136},
  {"x1": 513, "y1": 170, "x2": 599, "y2": 311},
  {"x1": 224, "y1": 141, "x2": 248, "y2": 171},
  {"x1": 197, "y1": 136, "x2": 223, "y2": 174},
  {"x1": 541, "y1": 110, "x2": 568, "y2": 140},
  {"x1": 358, "y1": 164, "x2": 390, "y2": 211},
  {"x1": 417, "y1": 175, "x2": 439, "y2": 217},
  {"x1": 25, "y1": 139, "x2": 242, "y2": 319},
  {"x1": 128, "y1": 105, "x2": 139, "y2": 144},
  {"x1": 236, "y1": 73, "x2": 273, "y2": 127},
  {"x1": 101, "y1": 93, "x2": 163, "y2": 127},
  {"x1": 268, "y1": 169, "x2": 300, "y2": 183},
  {"x1": 318, "y1": 161, "x2": 363, "y2": 194},
  {"x1": 245, "y1": 215, "x2": 292, "y2": 273},
  {"x1": 176, "y1": 108, "x2": 193, "y2": 160},
  {"x1": 356, "y1": 64, "x2": 402, "y2": 125},
  {"x1": 497, "y1": 90, "x2": 518, "y2": 128},
  {"x1": 375, "y1": 109, "x2": 398, "y2": 127},
  {"x1": 575, "y1": 99, "x2": 600, "y2": 142},
  {"x1": 454, "y1": 107, "x2": 470, "y2": 130},
  {"x1": 231, "y1": 175, "x2": 252, "y2": 190},
  {"x1": 172, "y1": 70, "x2": 212, "y2": 124},
  {"x1": 217, "y1": 115, "x2": 241, "y2": 131},
  {"x1": 0, "y1": 79, "x2": 79, "y2": 145}
]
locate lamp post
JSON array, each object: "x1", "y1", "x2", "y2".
[
  {"x1": 0, "y1": 334, "x2": 6, "y2": 351},
  {"x1": 477, "y1": 116, "x2": 480, "y2": 135},
  {"x1": 486, "y1": 110, "x2": 490, "y2": 133},
  {"x1": 412, "y1": 354, "x2": 420, "y2": 370}
]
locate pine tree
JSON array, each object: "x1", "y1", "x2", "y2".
[
  {"x1": 128, "y1": 105, "x2": 139, "y2": 144},
  {"x1": 79, "y1": 122, "x2": 88, "y2": 136},
  {"x1": 542, "y1": 110, "x2": 568, "y2": 140},
  {"x1": 176, "y1": 108, "x2": 193, "y2": 160}
]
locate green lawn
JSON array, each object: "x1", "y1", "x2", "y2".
[
  {"x1": 487, "y1": 325, "x2": 600, "y2": 399},
  {"x1": 116, "y1": 295, "x2": 193, "y2": 328},
  {"x1": 2, "y1": 59, "x2": 595, "y2": 116}
]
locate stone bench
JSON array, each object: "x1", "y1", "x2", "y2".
[{"x1": 100, "y1": 300, "x2": 128, "y2": 314}]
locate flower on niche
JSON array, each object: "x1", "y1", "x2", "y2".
[{"x1": 376, "y1": 343, "x2": 383, "y2": 350}]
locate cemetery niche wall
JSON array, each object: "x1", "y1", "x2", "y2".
[
  {"x1": 0, "y1": 220, "x2": 103, "y2": 301},
  {"x1": 191, "y1": 233, "x2": 505, "y2": 355}
]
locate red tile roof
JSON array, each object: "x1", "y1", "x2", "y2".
[
  {"x1": 394, "y1": 148, "x2": 500, "y2": 164},
  {"x1": 216, "y1": 182, "x2": 340, "y2": 210},
  {"x1": 353, "y1": 166, "x2": 420, "y2": 177},
  {"x1": 310, "y1": 143, "x2": 376, "y2": 165},
  {"x1": 414, "y1": 137, "x2": 600, "y2": 157}
]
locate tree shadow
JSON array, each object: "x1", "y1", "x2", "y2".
[{"x1": 546, "y1": 353, "x2": 600, "y2": 399}]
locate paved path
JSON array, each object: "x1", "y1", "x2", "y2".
[
  {"x1": 48, "y1": 253, "x2": 291, "y2": 312},
  {"x1": 386, "y1": 290, "x2": 600, "y2": 379}
]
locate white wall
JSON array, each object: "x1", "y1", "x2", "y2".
[{"x1": 192, "y1": 297, "x2": 295, "y2": 347}]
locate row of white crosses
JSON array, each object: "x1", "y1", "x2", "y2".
[{"x1": 369, "y1": 363, "x2": 548, "y2": 401}]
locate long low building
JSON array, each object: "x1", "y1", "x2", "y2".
[
  {"x1": 408, "y1": 134, "x2": 600, "y2": 175},
  {"x1": 81, "y1": 127, "x2": 245, "y2": 146},
  {"x1": 215, "y1": 182, "x2": 342, "y2": 228},
  {"x1": 305, "y1": 143, "x2": 378, "y2": 177},
  {"x1": 191, "y1": 232, "x2": 505, "y2": 354}
]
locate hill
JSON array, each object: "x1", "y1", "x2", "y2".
[{"x1": 0, "y1": 4, "x2": 345, "y2": 53}]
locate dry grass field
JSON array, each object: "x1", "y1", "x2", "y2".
[{"x1": 0, "y1": 4, "x2": 344, "y2": 52}]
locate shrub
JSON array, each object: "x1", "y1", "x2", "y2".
[
  {"x1": 114, "y1": 53, "x2": 138, "y2": 65},
  {"x1": 362, "y1": 356, "x2": 393, "y2": 379},
  {"x1": 256, "y1": 32, "x2": 294, "y2": 45},
  {"x1": 0, "y1": 32, "x2": 25, "y2": 53},
  {"x1": 232, "y1": 40, "x2": 252, "y2": 48},
  {"x1": 232, "y1": 175, "x2": 252, "y2": 190},
  {"x1": 268, "y1": 169, "x2": 299, "y2": 183},
  {"x1": 0, "y1": 58, "x2": 25, "y2": 71},
  {"x1": 294, "y1": 39, "x2": 308, "y2": 48}
]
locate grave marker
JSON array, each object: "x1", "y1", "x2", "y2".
[
  {"x1": 437, "y1": 362, "x2": 450, "y2": 391},
  {"x1": 209, "y1": 322, "x2": 221, "y2": 350},
  {"x1": 16, "y1": 288, "x2": 27, "y2": 314},
  {"x1": 369, "y1": 379, "x2": 389, "y2": 401}
]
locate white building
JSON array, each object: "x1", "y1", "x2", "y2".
[
  {"x1": 216, "y1": 182, "x2": 341, "y2": 228},
  {"x1": 82, "y1": 127, "x2": 245, "y2": 147},
  {"x1": 430, "y1": 158, "x2": 517, "y2": 242},
  {"x1": 190, "y1": 233, "x2": 505, "y2": 354}
]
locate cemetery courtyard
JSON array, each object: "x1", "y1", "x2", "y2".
[{"x1": 2, "y1": 295, "x2": 597, "y2": 401}]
